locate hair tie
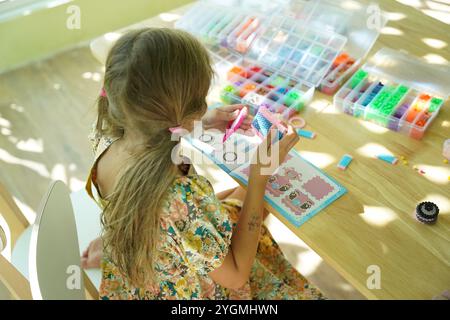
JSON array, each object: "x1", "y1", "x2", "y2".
[
  {"x1": 169, "y1": 126, "x2": 184, "y2": 134},
  {"x1": 100, "y1": 88, "x2": 107, "y2": 97}
]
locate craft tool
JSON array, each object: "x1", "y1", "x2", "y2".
[
  {"x1": 337, "y1": 154, "x2": 353, "y2": 170},
  {"x1": 377, "y1": 154, "x2": 398, "y2": 165},
  {"x1": 288, "y1": 116, "x2": 306, "y2": 129},
  {"x1": 223, "y1": 107, "x2": 248, "y2": 142},
  {"x1": 296, "y1": 129, "x2": 316, "y2": 139},
  {"x1": 252, "y1": 106, "x2": 286, "y2": 140}
]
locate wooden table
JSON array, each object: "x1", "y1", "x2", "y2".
[{"x1": 90, "y1": 0, "x2": 450, "y2": 299}]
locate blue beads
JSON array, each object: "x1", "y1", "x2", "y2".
[{"x1": 362, "y1": 82, "x2": 384, "y2": 107}]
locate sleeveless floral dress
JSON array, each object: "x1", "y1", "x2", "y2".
[{"x1": 85, "y1": 134, "x2": 325, "y2": 300}]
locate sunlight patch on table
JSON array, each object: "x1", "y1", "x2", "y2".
[
  {"x1": 360, "y1": 206, "x2": 397, "y2": 227},
  {"x1": 381, "y1": 26, "x2": 404, "y2": 36},
  {"x1": 423, "y1": 53, "x2": 448, "y2": 65},
  {"x1": 357, "y1": 143, "x2": 393, "y2": 158},
  {"x1": 414, "y1": 164, "x2": 450, "y2": 184},
  {"x1": 419, "y1": 194, "x2": 450, "y2": 214},
  {"x1": 422, "y1": 38, "x2": 448, "y2": 49},
  {"x1": 396, "y1": 0, "x2": 423, "y2": 8},
  {"x1": 298, "y1": 151, "x2": 335, "y2": 169},
  {"x1": 385, "y1": 11, "x2": 407, "y2": 21},
  {"x1": 422, "y1": 9, "x2": 450, "y2": 24},
  {"x1": 359, "y1": 120, "x2": 389, "y2": 134}
]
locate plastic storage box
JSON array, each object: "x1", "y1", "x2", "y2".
[
  {"x1": 334, "y1": 48, "x2": 450, "y2": 139},
  {"x1": 175, "y1": 0, "x2": 286, "y2": 54},
  {"x1": 177, "y1": 1, "x2": 347, "y2": 117},
  {"x1": 282, "y1": 0, "x2": 388, "y2": 95}
]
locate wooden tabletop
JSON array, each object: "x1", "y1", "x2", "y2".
[{"x1": 90, "y1": 0, "x2": 450, "y2": 299}]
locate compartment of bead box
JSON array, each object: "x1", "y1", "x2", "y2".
[
  {"x1": 210, "y1": 13, "x2": 345, "y2": 118},
  {"x1": 175, "y1": 2, "x2": 272, "y2": 54},
  {"x1": 246, "y1": 15, "x2": 346, "y2": 87},
  {"x1": 220, "y1": 64, "x2": 314, "y2": 117},
  {"x1": 319, "y1": 53, "x2": 361, "y2": 95},
  {"x1": 287, "y1": 0, "x2": 387, "y2": 95},
  {"x1": 334, "y1": 69, "x2": 445, "y2": 139}
]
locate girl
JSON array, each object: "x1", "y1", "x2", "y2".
[{"x1": 83, "y1": 28, "x2": 324, "y2": 300}]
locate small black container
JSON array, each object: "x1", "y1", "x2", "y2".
[{"x1": 415, "y1": 201, "x2": 439, "y2": 224}]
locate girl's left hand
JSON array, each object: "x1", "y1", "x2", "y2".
[
  {"x1": 81, "y1": 237, "x2": 103, "y2": 269},
  {"x1": 202, "y1": 104, "x2": 253, "y2": 131}
]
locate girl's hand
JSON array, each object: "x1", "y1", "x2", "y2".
[
  {"x1": 81, "y1": 237, "x2": 103, "y2": 269},
  {"x1": 202, "y1": 104, "x2": 253, "y2": 131},
  {"x1": 249, "y1": 125, "x2": 299, "y2": 184}
]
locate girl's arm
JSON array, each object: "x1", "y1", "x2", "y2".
[{"x1": 209, "y1": 126, "x2": 299, "y2": 289}]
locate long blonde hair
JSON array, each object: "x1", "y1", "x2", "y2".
[{"x1": 96, "y1": 28, "x2": 213, "y2": 286}]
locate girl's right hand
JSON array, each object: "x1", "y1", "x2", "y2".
[{"x1": 249, "y1": 125, "x2": 299, "y2": 184}]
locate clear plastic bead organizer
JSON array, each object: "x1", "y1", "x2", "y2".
[
  {"x1": 281, "y1": 0, "x2": 388, "y2": 95},
  {"x1": 334, "y1": 48, "x2": 450, "y2": 140},
  {"x1": 177, "y1": 7, "x2": 347, "y2": 117},
  {"x1": 222, "y1": 17, "x2": 346, "y2": 117},
  {"x1": 175, "y1": 1, "x2": 279, "y2": 54}
]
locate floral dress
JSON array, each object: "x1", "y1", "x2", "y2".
[{"x1": 86, "y1": 135, "x2": 325, "y2": 300}]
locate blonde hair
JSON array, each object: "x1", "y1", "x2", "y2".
[{"x1": 96, "y1": 28, "x2": 213, "y2": 286}]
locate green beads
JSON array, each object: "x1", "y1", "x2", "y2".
[
  {"x1": 366, "y1": 85, "x2": 409, "y2": 125},
  {"x1": 369, "y1": 86, "x2": 394, "y2": 109},
  {"x1": 271, "y1": 76, "x2": 286, "y2": 87},
  {"x1": 220, "y1": 85, "x2": 238, "y2": 104},
  {"x1": 428, "y1": 97, "x2": 443, "y2": 113},
  {"x1": 349, "y1": 69, "x2": 368, "y2": 89},
  {"x1": 380, "y1": 85, "x2": 409, "y2": 115},
  {"x1": 284, "y1": 89, "x2": 304, "y2": 111}
]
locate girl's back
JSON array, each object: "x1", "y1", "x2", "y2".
[{"x1": 84, "y1": 27, "x2": 324, "y2": 300}]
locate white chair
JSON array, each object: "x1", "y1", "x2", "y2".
[
  {"x1": 0, "y1": 254, "x2": 32, "y2": 300},
  {"x1": 0, "y1": 226, "x2": 32, "y2": 300},
  {"x1": 10, "y1": 181, "x2": 99, "y2": 299},
  {"x1": 28, "y1": 181, "x2": 87, "y2": 299},
  {"x1": 70, "y1": 187, "x2": 103, "y2": 292},
  {"x1": 0, "y1": 180, "x2": 29, "y2": 254}
]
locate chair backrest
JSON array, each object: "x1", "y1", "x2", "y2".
[
  {"x1": 0, "y1": 180, "x2": 29, "y2": 250},
  {"x1": 0, "y1": 228, "x2": 32, "y2": 300},
  {"x1": 0, "y1": 226, "x2": 6, "y2": 253},
  {"x1": 0, "y1": 255, "x2": 32, "y2": 300},
  {"x1": 28, "y1": 181, "x2": 86, "y2": 300}
]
